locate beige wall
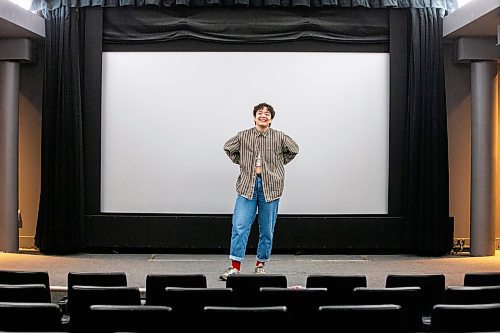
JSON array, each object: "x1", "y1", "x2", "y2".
[
  {"x1": 445, "y1": 41, "x2": 472, "y2": 241},
  {"x1": 445, "y1": 40, "x2": 500, "y2": 246},
  {"x1": 18, "y1": 43, "x2": 43, "y2": 249}
]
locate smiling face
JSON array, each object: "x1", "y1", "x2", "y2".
[{"x1": 254, "y1": 106, "x2": 273, "y2": 130}]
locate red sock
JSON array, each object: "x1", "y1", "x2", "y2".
[
  {"x1": 256, "y1": 261, "x2": 265, "y2": 267},
  {"x1": 231, "y1": 260, "x2": 241, "y2": 271}
]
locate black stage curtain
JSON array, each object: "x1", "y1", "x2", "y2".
[
  {"x1": 35, "y1": 6, "x2": 86, "y2": 253},
  {"x1": 406, "y1": 7, "x2": 450, "y2": 255},
  {"x1": 35, "y1": 4, "x2": 451, "y2": 255}
]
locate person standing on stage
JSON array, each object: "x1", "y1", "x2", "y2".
[{"x1": 219, "y1": 102, "x2": 299, "y2": 281}]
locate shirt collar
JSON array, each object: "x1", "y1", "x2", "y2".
[{"x1": 254, "y1": 127, "x2": 270, "y2": 137}]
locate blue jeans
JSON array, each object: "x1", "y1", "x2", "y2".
[{"x1": 229, "y1": 177, "x2": 280, "y2": 263}]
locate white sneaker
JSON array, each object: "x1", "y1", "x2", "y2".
[
  {"x1": 254, "y1": 264, "x2": 266, "y2": 275},
  {"x1": 219, "y1": 267, "x2": 239, "y2": 281}
]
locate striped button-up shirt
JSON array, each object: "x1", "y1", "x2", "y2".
[{"x1": 224, "y1": 127, "x2": 299, "y2": 202}]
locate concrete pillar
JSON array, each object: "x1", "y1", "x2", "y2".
[
  {"x1": 470, "y1": 60, "x2": 497, "y2": 256},
  {"x1": 0, "y1": 61, "x2": 19, "y2": 253}
]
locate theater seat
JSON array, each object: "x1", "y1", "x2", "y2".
[
  {"x1": 90, "y1": 304, "x2": 173, "y2": 332},
  {"x1": 0, "y1": 301, "x2": 63, "y2": 332},
  {"x1": 164, "y1": 287, "x2": 233, "y2": 313},
  {"x1": 385, "y1": 273, "x2": 445, "y2": 316},
  {"x1": 0, "y1": 283, "x2": 51, "y2": 303},
  {"x1": 145, "y1": 273, "x2": 207, "y2": 305},
  {"x1": 0, "y1": 270, "x2": 50, "y2": 291},
  {"x1": 226, "y1": 274, "x2": 287, "y2": 306},
  {"x1": 443, "y1": 285, "x2": 500, "y2": 304},
  {"x1": 318, "y1": 304, "x2": 404, "y2": 332},
  {"x1": 353, "y1": 286, "x2": 424, "y2": 332},
  {"x1": 62, "y1": 271, "x2": 128, "y2": 315},
  {"x1": 464, "y1": 272, "x2": 500, "y2": 286},
  {"x1": 430, "y1": 303, "x2": 500, "y2": 332},
  {"x1": 203, "y1": 305, "x2": 288, "y2": 328},
  {"x1": 306, "y1": 274, "x2": 367, "y2": 305},
  {"x1": 259, "y1": 286, "x2": 328, "y2": 318},
  {"x1": 69, "y1": 285, "x2": 141, "y2": 332}
]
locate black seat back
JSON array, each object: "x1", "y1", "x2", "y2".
[
  {"x1": 204, "y1": 305, "x2": 288, "y2": 328},
  {"x1": 464, "y1": 272, "x2": 500, "y2": 286},
  {"x1": 69, "y1": 285, "x2": 141, "y2": 332},
  {"x1": 145, "y1": 273, "x2": 207, "y2": 305},
  {"x1": 90, "y1": 304, "x2": 173, "y2": 332},
  {"x1": 226, "y1": 274, "x2": 287, "y2": 306},
  {"x1": 318, "y1": 304, "x2": 404, "y2": 332},
  {"x1": 444, "y1": 285, "x2": 500, "y2": 304},
  {"x1": 430, "y1": 303, "x2": 500, "y2": 332},
  {"x1": 66, "y1": 271, "x2": 127, "y2": 313},
  {"x1": 0, "y1": 270, "x2": 50, "y2": 290},
  {"x1": 0, "y1": 283, "x2": 51, "y2": 303},
  {"x1": 164, "y1": 287, "x2": 233, "y2": 313},
  {"x1": 385, "y1": 273, "x2": 445, "y2": 315},
  {"x1": 353, "y1": 286, "x2": 424, "y2": 332},
  {"x1": 306, "y1": 274, "x2": 367, "y2": 305},
  {"x1": 0, "y1": 301, "x2": 63, "y2": 332},
  {"x1": 259, "y1": 287, "x2": 328, "y2": 316}
]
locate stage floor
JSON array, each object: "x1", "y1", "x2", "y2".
[{"x1": 1, "y1": 250, "x2": 500, "y2": 291}]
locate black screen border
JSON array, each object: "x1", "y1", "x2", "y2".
[{"x1": 83, "y1": 7, "x2": 410, "y2": 252}]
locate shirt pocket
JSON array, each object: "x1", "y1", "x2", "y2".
[{"x1": 264, "y1": 148, "x2": 282, "y2": 166}]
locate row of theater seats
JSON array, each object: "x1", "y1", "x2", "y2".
[{"x1": 1, "y1": 270, "x2": 500, "y2": 332}]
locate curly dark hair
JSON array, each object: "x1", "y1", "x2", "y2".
[{"x1": 253, "y1": 102, "x2": 275, "y2": 120}]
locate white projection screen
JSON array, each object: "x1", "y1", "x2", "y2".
[{"x1": 101, "y1": 51, "x2": 390, "y2": 215}]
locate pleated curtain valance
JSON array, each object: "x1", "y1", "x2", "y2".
[
  {"x1": 103, "y1": 7, "x2": 390, "y2": 44},
  {"x1": 32, "y1": 0, "x2": 458, "y2": 14}
]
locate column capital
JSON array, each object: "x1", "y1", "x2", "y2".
[
  {"x1": 0, "y1": 38, "x2": 36, "y2": 63},
  {"x1": 455, "y1": 37, "x2": 499, "y2": 63}
]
